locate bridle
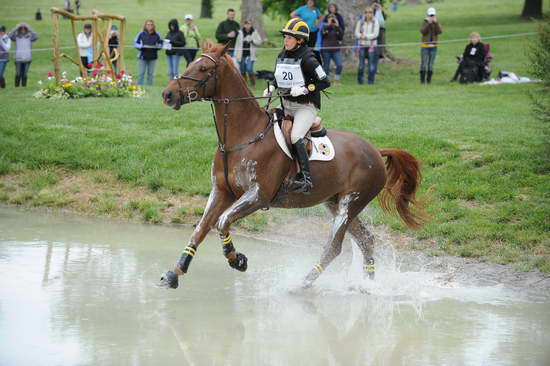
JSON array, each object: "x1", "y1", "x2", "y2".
[{"x1": 173, "y1": 53, "x2": 276, "y2": 198}]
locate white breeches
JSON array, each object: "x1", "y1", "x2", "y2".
[{"x1": 282, "y1": 99, "x2": 318, "y2": 144}]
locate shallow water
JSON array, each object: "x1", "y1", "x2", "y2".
[{"x1": 0, "y1": 207, "x2": 549, "y2": 366}]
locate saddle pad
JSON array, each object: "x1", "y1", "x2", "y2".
[{"x1": 274, "y1": 122, "x2": 335, "y2": 161}]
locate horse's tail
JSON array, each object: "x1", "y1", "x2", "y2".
[{"x1": 378, "y1": 148, "x2": 428, "y2": 231}]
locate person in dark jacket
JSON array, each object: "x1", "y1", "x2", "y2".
[
  {"x1": 108, "y1": 25, "x2": 119, "y2": 73},
  {"x1": 419, "y1": 7, "x2": 442, "y2": 84},
  {"x1": 451, "y1": 32, "x2": 486, "y2": 83},
  {"x1": 321, "y1": 14, "x2": 343, "y2": 86},
  {"x1": 215, "y1": 9, "x2": 240, "y2": 57},
  {"x1": 324, "y1": 3, "x2": 345, "y2": 32},
  {"x1": 165, "y1": 19, "x2": 186, "y2": 79},
  {"x1": 0, "y1": 25, "x2": 10, "y2": 89},
  {"x1": 263, "y1": 18, "x2": 331, "y2": 193},
  {"x1": 134, "y1": 19, "x2": 162, "y2": 86}
]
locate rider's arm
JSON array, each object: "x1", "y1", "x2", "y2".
[{"x1": 304, "y1": 54, "x2": 330, "y2": 93}]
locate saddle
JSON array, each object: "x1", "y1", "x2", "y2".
[{"x1": 270, "y1": 108, "x2": 327, "y2": 154}]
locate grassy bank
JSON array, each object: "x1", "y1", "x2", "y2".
[{"x1": 0, "y1": 0, "x2": 548, "y2": 272}]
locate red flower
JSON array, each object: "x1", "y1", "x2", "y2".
[
  {"x1": 106, "y1": 70, "x2": 112, "y2": 75},
  {"x1": 115, "y1": 73, "x2": 122, "y2": 79},
  {"x1": 120, "y1": 69, "x2": 125, "y2": 74},
  {"x1": 87, "y1": 64, "x2": 93, "y2": 68},
  {"x1": 47, "y1": 72, "x2": 53, "y2": 77},
  {"x1": 92, "y1": 71, "x2": 98, "y2": 77}
]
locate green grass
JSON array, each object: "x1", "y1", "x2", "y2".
[{"x1": 0, "y1": 0, "x2": 549, "y2": 271}]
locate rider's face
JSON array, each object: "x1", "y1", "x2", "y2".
[{"x1": 284, "y1": 35, "x2": 298, "y2": 50}]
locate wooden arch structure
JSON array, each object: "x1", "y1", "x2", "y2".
[{"x1": 50, "y1": 8, "x2": 126, "y2": 81}]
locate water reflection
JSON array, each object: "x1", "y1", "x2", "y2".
[{"x1": 0, "y1": 207, "x2": 549, "y2": 366}]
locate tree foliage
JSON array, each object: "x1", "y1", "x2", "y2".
[
  {"x1": 528, "y1": 23, "x2": 550, "y2": 124},
  {"x1": 262, "y1": 0, "x2": 328, "y2": 19},
  {"x1": 201, "y1": 0, "x2": 213, "y2": 18}
]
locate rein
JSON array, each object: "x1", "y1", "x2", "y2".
[{"x1": 175, "y1": 54, "x2": 278, "y2": 198}]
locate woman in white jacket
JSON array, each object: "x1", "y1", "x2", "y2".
[
  {"x1": 355, "y1": 7, "x2": 379, "y2": 84},
  {"x1": 0, "y1": 25, "x2": 11, "y2": 88},
  {"x1": 77, "y1": 23, "x2": 93, "y2": 72},
  {"x1": 234, "y1": 20, "x2": 262, "y2": 87}
]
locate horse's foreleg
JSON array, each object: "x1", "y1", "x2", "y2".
[
  {"x1": 347, "y1": 218, "x2": 376, "y2": 279},
  {"x1": 159, "y1": 188, "x2": 233, "y2": 289},
  {"x1": 217, "y1": 184, "x2": 266, "y2": 272}
]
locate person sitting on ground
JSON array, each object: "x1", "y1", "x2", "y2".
[
  {"x1": 263, "y1": 18, "x2": 331, "y2": 193},
  {"x1": 8, "y1": 23, "x2": 38, "y2": 87},
  {"x1": 77, "y1": 23, "x2": 93, "y2": 72},
  {"x1": 235, "y1": 20, "x2": 262, "y2": 87},
  {"x1": 451, "y1": 32, "x2": 487, "y2": 83},
  {"x1": 321, "y1": 14, "x2": 344, "y2": 86},
  {"x1": 180, "y1": 14, "x2": 201, "y2": 66}
]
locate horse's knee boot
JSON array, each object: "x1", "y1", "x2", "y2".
[
  {"x1": 176, "y1": 245, "x2": 196, "y2": 273},
  {"x1": 221, "y1": 233, "x2": 248, "y2": 272},
  {"x1": 364, "y1": 258, "x2": 375, "y2": 280}
]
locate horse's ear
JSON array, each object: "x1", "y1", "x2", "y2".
[
  {"x1": 201, "y1": 40, "x2": 213, "y2": 52},
  {"x1": 218, "y1": 42, "x2": 231, "y2": 57}
]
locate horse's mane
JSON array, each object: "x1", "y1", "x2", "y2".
[{"x1": 203, "y1": 42, "x2": 260, "y2": 108}]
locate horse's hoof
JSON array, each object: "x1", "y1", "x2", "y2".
[
  {"x1": 228, "y1": 252, "x2": 248, "y2": 272},
  {"x1": 159, "y1": 270, "x2": 179, "y2": 289}
]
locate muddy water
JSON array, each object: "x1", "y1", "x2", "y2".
[{"x1": 0, "y1": 207, "x2": 549, "y2": 366}]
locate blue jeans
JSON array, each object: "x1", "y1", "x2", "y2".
[
  {"x1": 357, "y1": 47, "x2": 379, "y2": 84},
  {"x1": 15, "y1": 61, "x2": 31, "y2": 79},
  {"x1": 420, "y1": 47, "x2": 437, "y2": 72},
  {"x1": 239, "y1": 56, "x2": 254, "y2": 75},
  {"x1": 321, "y1": 50, "x2": 342, "y2": 80},
  {"x1": 138, "y1": 59, "x2": 156, "y2": 86},
  {"x1": 0, "y1": 60, "x2": 7, "y2": 80},
  {"x1": 167, "y1": 55, "x2": 180, "y2": 79}
]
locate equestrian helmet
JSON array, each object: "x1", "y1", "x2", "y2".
[{"x1": 280, "y1": 18, "x2": 310, "y2": 40}]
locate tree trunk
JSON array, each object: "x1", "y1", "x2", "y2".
[
  {"x1": 201, "y1": 0, "x2": 213, "y2": 19},
  {"x1": 521, "y1": 0, "x2": 543, "y2": 19},
  {"x1": 240, "y1": 0, "x2": 267, "y2": 40}
]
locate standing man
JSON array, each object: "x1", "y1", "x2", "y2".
[
  {"x1": 419, "y1": 7, "x2": 442, "y2": 84},
  {"x1": 373, "y1": 1, "x2": 386, "y2": 58},
  {"x1": 215, "y1": 8, "x2": 240, "y2": 58},
  {"x1": 181, "y1": 14, "x2": 201, "y2": 66},
  {"x1": 291, "y1": 0, "x2": 323, "y2": 48}
]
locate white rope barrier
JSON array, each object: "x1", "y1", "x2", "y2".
[{"x1": 3, "y1": 32, "x2": 537, "y2": 54}]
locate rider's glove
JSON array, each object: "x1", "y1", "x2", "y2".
[
  {"x1": 290, "y1": 85, "x2": 308, "y2": 97},
  {"x1": 263, "y1": 84, "x2": 275, "y2": 97}
]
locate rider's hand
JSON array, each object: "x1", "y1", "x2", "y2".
[
  {"x1": 290, "y1": 85, "x2": 308, "y2": 97},
  {"x1": 263, "y1": 85, "x2": 275, "y2": 97}
]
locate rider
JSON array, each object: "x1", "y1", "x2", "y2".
[{"x1": 263, "y1": 18, "x2": 331, "y2": 193}]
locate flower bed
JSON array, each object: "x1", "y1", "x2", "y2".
[{"x1": 34, "y1": 68, "x2": 145, "y2": 99}]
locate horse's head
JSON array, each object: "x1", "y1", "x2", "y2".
[{"x1": 162, "y1": 43, "x2": 232, "y2": 110}]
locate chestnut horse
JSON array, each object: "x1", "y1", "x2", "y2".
[{"x1": 159, "y1": 44, "x2": 425, "y2": 289}]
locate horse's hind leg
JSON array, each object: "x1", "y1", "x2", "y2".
[
  {"x1": 303, "y1": 193, "x2": 361, "y2": 287},
  {"x1": 347, "y1": 218, "x2": 376, "y2": 279}
]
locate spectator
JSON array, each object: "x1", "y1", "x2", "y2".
[
  {"x1": 181, "y1": 14, "x2": 201, "y2": 66},
  {"x1": 355, "y1": 7, "x2": 379, "y2": 85},
  {"x1": 321, "y1": 14, "x2": 343, "y2": 86},
  {"x1": 324, "y1": 3, "x2": 345, "y2": 32},
  {"x1": 75, "y1": 0, "x2": 81, "y2": 15},
  {"x1": 64, "y1": 0, "x2": 73, "y2": 13},
  {"x1": 0, "y1": 25, "x2": 10, "y2": 89},
  {"x1": 451, "y1": 32, "x2": 487, "y2": 82},
  {"x1": 215, "y1": 9, "x2": 240, "y2": 58},
  {"x1": 77, "y1": 23, "x2": 93, "y2": 73},
  {"x1": 8, "y1": 23, "x2": 38, "y2": 87},
  {"x1": 165, "y1": 19, "x2": 186, "y2": 79},
  {"x1": 419, "y1": 7, "x2": 442, "y2": 84},
  {"x1": 290, "y1": 0, "x2": 322, "y2": 48},
  {"x1": 108, "y1": 25, "x2": 119, "y2": 73},
  {"x1": 392, "y1": 0, "x2": 400, "y2": 12},
  {"x1": 134, "y1": 19, "x2": 162, "y2": 86},
  {"x1": 235, "y1": 20, "x2": 262, "y2": 87},
  {"x1": 35, "y1": 9, "x2": 43, "y2": 21},
  {"x1": 372, "y1": 1, "x2": 386, "y2": 58}
]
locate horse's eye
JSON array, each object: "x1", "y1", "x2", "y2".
[{"x1": 199, "y1": 66, "x2": 208, "y2": 72}]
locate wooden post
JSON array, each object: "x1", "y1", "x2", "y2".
[
  {"x1": 51, "y1": 11, "x2": 61, "y2": 82},
  {"x1": 70, "y1": 19, "x2": 86, "y2": 75},
  {"x1": 118, "y1": 18, "x2": 126, "y2": 72}
]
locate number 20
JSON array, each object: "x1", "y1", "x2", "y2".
[{"x1": 282, "y1": 71, "x2": 293, "y2": 81}]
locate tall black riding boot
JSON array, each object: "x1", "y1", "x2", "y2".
[
  {"x1": 292, "y1": 138, "x2": 313, "y2": 193},
  {"x1": 21, "y1": 77, "x2": 27, "y2": 87},
  {"x1": 420, "y1": 71, "x2": 426, "y2": 84},
  {"x1": 427, "y1": 71, "x2": 433, "y2": 84},
  {"x1": 15, "y1": 76, "x2": 20, "y2": 87},
  {"x1": 0, "y1": 78, "x2": 5, "y2": 88}
]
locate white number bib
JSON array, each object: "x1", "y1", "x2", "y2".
[{"x1": 274, "y1": 59, "x2": 305, "y2": 89}]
